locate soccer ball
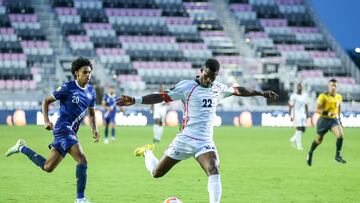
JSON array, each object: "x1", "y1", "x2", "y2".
[{"x1": 163, "y1": 196, "x2": 182, "y2": 203}]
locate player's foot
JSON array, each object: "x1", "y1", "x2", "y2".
[
  {"x1": 134, "y1": 144, "x2": 155, "y2": 157},
  {"x1": 153, "y1": 138, "x2": 160, "y2": 143},
  {"x1": 111, "y1": 136, "x2": 116, "y2": 141},
  {"x1": 297, "y1": 145, "x2": 303, "y2": 151},
  {"x1": 307, "y1": 152, "x2": 313, "y2": 166},
  {"x1": 104, "y1": 138, "x2": 109, "y2": 144},
  {"x1": 75, "y1": 198, "x2": 92, "y2": 203},
  {"x1": 335, "y1": 155, "x2": 347, "y2": 164},
  {"x1": 5, "y1": 139, "x2": 26, "y2": 157}
]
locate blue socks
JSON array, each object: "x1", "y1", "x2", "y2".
[
  {"x1": 104, "y1": 126, "x2": 109, "y2": 138},
  {"x1": 111, "y1": 128, "x2": 115, "y2": 138},
  {"x1": 20, "y1": 146, "x2": 46, "y2": 170},
  {"x1": 76, "y1": 163, "x2": 87, "y2": 199}
]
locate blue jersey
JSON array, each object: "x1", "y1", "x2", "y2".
[
  {"x1": 102, "y1": 93, "x2": 117, "y2": 119},
  {"x1": 51, "y1": 80, "x2": 96, "y2": 135}
]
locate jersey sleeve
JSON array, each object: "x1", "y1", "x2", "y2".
[
  {"x1": 163, "y1": 80, "x2": 190, "y2": 101},
  {"x1": 89, "y1": 90, "x2": 96, "y2": 108},
  {"x1": 52, "y1": 83, "x2": 69, "y2": 101},
  {"x1": 317, "y1": 94, "x2": 325, "y2": 106},
  {"x1": 217, "y1": 82, "x2": 235, "y2": 99}
]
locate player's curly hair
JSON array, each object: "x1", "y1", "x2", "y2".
[
  {"x1": 329, "y1": 78, "x2": 338, "y2": 83},
  {"x1": 71, "y1": 57, "x2": 93, "y2": 79},
  {"x1": 205, "y1": 58, "x2": 220, "y2": 72}
]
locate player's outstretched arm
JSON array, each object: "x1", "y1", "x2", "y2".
[
  {"x1": 233, "y1": 87, "x2": 278, "y2": 100},
  {"x1": 42, "y1": 95, "x2": 56, "y2": 130},
  {"x1": 116, "y1": 94, "x2": 165, "y2": 106},
  {"x1": 88, "y1": 107, "x2": 100, "y2": 143}
]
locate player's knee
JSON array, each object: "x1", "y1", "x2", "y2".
[
  {"x1": 152, "y1": 170, "x2": 163, "y2": 178},
  {"x1": 43, "y1": 163, "x2": 55, "y2": 173},
  {"x1": 207, "y1": 165, "x2": 220, "y2": 176},
  {"x1": 77, "y1": 154, "x2": 88, "y2": 164}
]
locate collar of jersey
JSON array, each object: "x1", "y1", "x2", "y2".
[
  {"x1": 75, "y1": 80, "x2": 88, "y2": 90},
  {"x1": 194, "y1": 78, "x2": 212, "y2": 88}
]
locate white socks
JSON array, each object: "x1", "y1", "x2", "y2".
[
  {"x1": 144, "y1": 150, "x2": 159, "y2": 177},
  {"x1": 208, "y1": 174, "x2": 222, "y2": 203},
  {"x1": 295, "y1": 130, "x2": 303, "y2": 148},
  {"x1": 153, "y1": 125, "x2": 164, "y2": 141}
]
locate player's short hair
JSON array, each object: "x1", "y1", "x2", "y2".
[
  {"x1": 329, "y1": 78, "x2": 337, "y2": 83},
  {"x1": 71, "y1": 57, "x2": 93, "y2": 79},
  {"x1": 205, "y1": 59, "x2": 220, "y2": 72}
]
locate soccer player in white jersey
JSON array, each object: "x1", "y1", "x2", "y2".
[
  {"x1": 288, "y1": 83, "x2": 309, "y2": 150},
  {"x1": 151, "y1": 85, "x2": 167, "y2": 143},
  {"x1": 116, "y1": 59, "x2": 278, "y2": 203}
]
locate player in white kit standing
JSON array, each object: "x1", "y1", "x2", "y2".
[
  {"x1": 152, "y1": 85, "x2": 167, "y2": 143},
  {"x1": 288, "y1": 83, "x2": 309, "y2": 150},
  {"x1": 116, "y1": 59, "x2": 278, "y2": 203}
]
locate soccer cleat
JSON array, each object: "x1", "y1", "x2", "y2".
[
  {"x1": 297, "y1": 145, "x2": 303, "y2": 151},
  {"x1": 335, "y1": 155, "x2": 347, "y2": 164},
  {"x1": 153, "y1": 138, "x2": 160, "y2": 143},
  {"x1": 75, "y1": 198, "x2": 92, "y2": 203},
  {"x1": 306, "y1": 152, "x2": 313, "y2": 166},
  {"x1": 104, "y1": 138, "x2": 109, "y2": 144},
  {"x1": 111, "y1": 136, "x2": 116, "y2": 141},
  {"x1": 5, "y1": 139, "x2": 26, "y2": 157},
  {"x1": 289, "y1": 139, "x2": 296, "y2": 149},
  {"x1": 134, "y1": 144, "x2": 155, "y2": 157}
]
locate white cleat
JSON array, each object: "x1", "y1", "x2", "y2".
[
  {"x1": 297, "y1": 146, "x2": 304, "y2": 151},
  {"x1": 111, "y1": 136, "x2": 116, "y2": 141},
  {"x1": 104, "y1": 138, "x2": 109, "y2": 144},
  {"x1": 5, "y1": 139, "x2": 26, "y2": 157},
  {"x1": 75, "y1": 198, "x2": 92, "y2": 203}
]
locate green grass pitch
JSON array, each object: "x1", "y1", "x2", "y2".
[{"x1": 0, "y1": 125, "x2": 359, "y2": 203}]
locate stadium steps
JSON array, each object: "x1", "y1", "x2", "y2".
[
  {"x1": 304, "y1": 0, "x2": 360, "y2": 83},
  {"x1": 31, "y1": 0, "x2": 69, "y2": 57}
]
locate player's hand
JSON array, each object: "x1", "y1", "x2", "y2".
[
  {"x1": 261, "y1": 90, "x2": 279, "y2": 100},
  {"x1": 44, "y1": 121, "x2": 53, "y2": 130},
  {"x1": 93, "y1": 130, "x2": 100, "y2": 143},
  {"x1": 116, "y1": 95, "x2": 135, "y2": 106}
]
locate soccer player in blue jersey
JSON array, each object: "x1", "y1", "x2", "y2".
[
  {"x1": 5, "y1": 57, "x2": 100, "y2": 203},
  {"x1": 102, "y1": 85, "x2": 124, "y2": 144}
]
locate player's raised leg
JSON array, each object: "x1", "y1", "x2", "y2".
[
  {"x1": 196, "y1": 151, "x2": 221, "y2": 203},
  {"x1": 135, "y1": 144, "x2": 180, "y2": 178},
  {"x1": 331, "y1": 125, "x2": 346, "y2": 163},
  {"x1": 5, "y1": 139, "x2": 63, "y2": 172},
  {"x1": 69, "y1": 143, "x2": 90, "y2": 203}
]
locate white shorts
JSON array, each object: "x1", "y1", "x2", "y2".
[
  {"x1": 294, "y1": 116, "x2": 306, "y2": 127},
  {"x1": 153, "y1": 111, "x2": 166, "y2": 122},
  {"x1": 165, "y1": 134, "x2": 218, "y2": 161}
]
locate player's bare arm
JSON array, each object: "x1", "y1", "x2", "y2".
[
  {"x1": 288, "y1": 102, "x2": 294, "y2": 121},
  {"x1": 233, "y1": 87, "x2": 279, "y2": 100},
  {"x1": 42, "y1": 95, "x2": 56, "y2": 130},
  {"x1": 305, "y1": 104, "x2": 310, "y2": 118},
  {"x1": 116, "y1": 94, "x2": 166, "y2": 106},
  {"x1": 88, "y1": 107, "x2": 100, "y2": 143}
]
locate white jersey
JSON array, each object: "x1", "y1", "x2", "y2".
[
  {"x1": 289, "y1": 93, "x2": 308, "y2": 119},
  {"x1": 153, "y1": 102, "x2": 167, "y2": 120},
  {"x1": 165, "y1": 79, "x2": 235, "y2": 141}
]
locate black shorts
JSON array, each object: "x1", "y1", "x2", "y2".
[{"x1": 316, "y1": 117, "x2": 340, "y2": 136}]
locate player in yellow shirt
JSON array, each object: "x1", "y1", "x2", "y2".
[{"x1": 307, "y1": 79, "x2": 346, "y2": 166}]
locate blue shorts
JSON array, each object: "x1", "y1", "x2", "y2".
[
  {"x1": 50, "y1": 133, "x2": 79, "y2": 157},
  {"x1": 316, "y1": 117, "x2": 340, "y2": 136},
  {"x1": 104, "y1": 114, "x2": 116, "y2": 124}
]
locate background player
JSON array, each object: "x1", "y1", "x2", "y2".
[
  {"x1": 288, "y1": 83, "x2": 309, "y2": 150},
  {"x1": 116, "y1": 59, "x2": 278, "y2": 203},
  {"x1": 102, "y1": 85, "x2": 124, "y2": 144},
  {"x1": 5, "y1": 57, "x2": 100, "y2": 203},
  {"x1": 307, "y1": 78, "x2": 346, "y2": 166},
  {"x1": 151, "y1": 85, "x2": 167, "y2": 143}
]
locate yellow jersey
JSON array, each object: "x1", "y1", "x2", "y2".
[{"x1": 317, "y1": 93, "x2": 342, "y2": 119}]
